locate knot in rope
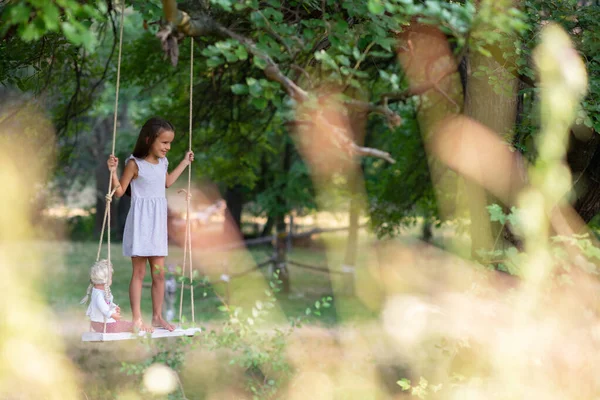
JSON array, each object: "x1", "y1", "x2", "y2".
[{"x1": 105, "y1": 184, "x2": 121, "y2": 204}]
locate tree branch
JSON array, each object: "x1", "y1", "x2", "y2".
[
  {"x1": 159, "y1": 0, "x2": 397, "y2": 164},
  {"x1": 345, "y1": 99, "x2": 402, "y2": 128},
  {"x1": 379, "y1": 63, "x2": 457, "y2": 106}
]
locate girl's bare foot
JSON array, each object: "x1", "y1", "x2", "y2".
[
  {"x1": 152, "y1": 316, "x2": 175, "y2": 331},
  {"x1": 133, "y1": 319, "x2": 154, "y2": 333}
]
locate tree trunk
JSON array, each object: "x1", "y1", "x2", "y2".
[
  {"x1": 93, "y1": 117, "x2": 114, "y2": 236},
  {"x1": 569, "y1": 129, "x2": 600, "y2": 224},
  {"x1": 224, "y1": 185, "x2": 244, "y2": 236},
  {"x1": 93, "y1": 105, "x2": 131, "y2": 240},
  {"x1": 272, "y1": 140, "x2": 293, "y2": 293},
  {"x1": 95, "y1": 160, "x2": 112, "y2": 236},
  {"x1": 464, "y1": 48, "x2": 519, "y2": 259},
  {"x1": 343, "y1": 196, "x2": 360, "y2": 268},
  {"x1": 274, "y1": 214, "x2": 290, "y2": 293},
  {"x1": 341, "y1": 182, "x2": 360, "y2": 295},
  {"x1": 397, "y1": 24, "x2": 464, "y2": 222},
  {"x1": 261, "y1": 215, "x2": 274, "y2": 237},
  {"x1": 460, "y1": 0, "x2": 520, "y2": 259}
]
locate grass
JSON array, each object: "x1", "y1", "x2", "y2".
[
  {"x1": 42, "y1": 232, "x2": 386, "y2": 328},
  {"x1": 34, "y1": 224, "x2": 457, "y2": 399},
  {"x1": 33, "y1": 232, "x2": 389, "y2": 399}
]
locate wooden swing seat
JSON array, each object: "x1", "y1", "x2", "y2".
[{"x1": 81, "y1": 327, "x2": 201, "y2": 342}]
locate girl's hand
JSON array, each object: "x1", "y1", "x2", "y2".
[
  {"x1": 107, "y1": 155, "x2": 119, "y2": 172},
  {"x1": 111, "y1": 311, "x2": 122, "y2": 320},
  {"x1": 182, "y1": 151, "x2": 194, "y2": 166}
]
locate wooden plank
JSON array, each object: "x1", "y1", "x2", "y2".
[{"x1": 81, "y1": 327, "x2": 201, "y2": 342}]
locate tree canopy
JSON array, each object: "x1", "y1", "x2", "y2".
[{"x1": 1, "y1": 0, "x2": 599, "y2": 242}]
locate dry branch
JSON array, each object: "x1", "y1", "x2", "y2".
[{"x1": 159, "y1": 0, "x2": 398, "y2": 164}]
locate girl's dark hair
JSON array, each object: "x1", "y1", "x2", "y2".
[
  {"x1": 132, "y1": 117, "x2": 175, "y2": 158},
  {"x1": 125, "y1": 117, "x2": 174, "y2": 196}
]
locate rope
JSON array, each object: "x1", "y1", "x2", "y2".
[
  {"x1": 189, "y1": 38, "x2": 195, "y2": 324},
  {"x1": 94, "y1": 1, "x2": 125, "y2": 335},
  {"x1": 179, "y1": 37, "x2": 195, "y2": 325},
  {"x1": 95, "y1": 188, "x2": 119, "y2": 262},
  {"x1": 111, "y1": 1, "x2": 125, "y2": 157}
]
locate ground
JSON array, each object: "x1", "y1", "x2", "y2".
[{"x1": 40, "y1": 227, "x2": 457, "y2": 398}]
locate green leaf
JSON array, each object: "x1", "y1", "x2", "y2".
[
  {"x1": 79, "y1": 27, "x2": 97, "y2": 52},
  {"x1": 315, "y1": 50, "x2": 338, "y2": 71},
  {"x1": 215, "y1": 40, "x2": 233, "y2": 50},
  {"x1": 397, "y1": 378, "x2": 411, "y2": 391},
  {"x1": 253, "y1": 56, "x2": 268, "y2": 70},
  {"x1": 61, "y1": 22, "x2": 81, "y2": 45},
  {"x1": 247, "y1": 79, "x2": 263, "y2": 97},
  {"x1": 224, "y1": 51, "x2": 239, "y2": 63},
  {"x1": 212, "y1": 0, "x2": 233, "y2": 12},
  {"x1": 235, "y1": 46, "x2": 248, "y2": 60},
  {"x1": 487, "y1": 204, "x2": 506, "y2": 224},
  {"x1": 251, "y1": 97, "x2": 268, "y2": 110},
  {"x1": 374, "y1": 37, "x2": 396, "y2": 52},
  {"x1": 477, "y1": 47, "x2": 492, "y2": 58},
  {"x1": 206, "y1": 56, "x2": 224, "y2": 68},
  {"x1": 506, "y1": 207, "x2": 520, "y2": 228},
  {"x1": 336, "y1": 54, "x2": 351, "y2": 66},
  {"x1": 20, "y1": 21, "x2": 43, "y2": 41},
  {"x1": 9, "y1": 3, "x2": 32, "y2": 25},
  {"x1": 425, "y1": 0, "x2": 442, "y2": 16},
  {"x1": 231, "y1": 84, "x2": 248, "y2": 95},
  {"x1": 368, "y1": 0, "x2": 385, "y2": 15}
]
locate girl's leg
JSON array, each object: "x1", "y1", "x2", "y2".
[
  {"x1": 148, "y1": 256, "x2": 175, "y2": 331},
  {"x1": 130, "y1": 256, "x2": 153, "y2": 332}
]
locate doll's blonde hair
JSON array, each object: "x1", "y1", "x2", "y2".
[{"x1": 80, "y1": 259, "x2": 114, "y2": 305}]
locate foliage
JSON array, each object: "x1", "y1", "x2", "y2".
[
  {"x1": 65, "y1": 211, "x2": 96, "y2": 241},
  {"x1": 119, "y1": 270, "x2": 334, "y2": 399},
  {"x1": 365, "y1": 107, "x2": 438, "y2": 237},
  {"x1": 120, "y1": 336, "x2": 192, "y2": 399},
  {"x1": 474, "y1": 204, "x2": 600, "y2": 277},
  {"x1": 202, "y1": 271, "x2": 332, "y2": 398},
  {"x1": 0, "y1": 0, "x2": 105, "y2": 51},
  {"x1": 1, "y1": 0, "x2": 600, "y2": 237}
]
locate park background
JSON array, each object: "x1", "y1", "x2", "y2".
[{"x1": 2, "y1": 0, "x2": 600, "y2": 399}]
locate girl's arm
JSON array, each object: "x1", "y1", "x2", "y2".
[
  {"x1": 166, "y1": 151, "x2": 194, "y2": 188},
  {"x1": 107, "y1": 155, "x2": 138, "y2": 198}
]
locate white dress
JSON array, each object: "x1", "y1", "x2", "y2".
[
  {"x1": 86, "y1": 288, "x2": 117, "y2": 323},
  {"x1": 122, "y1": 155, "x2": 169, "y2": 257}
]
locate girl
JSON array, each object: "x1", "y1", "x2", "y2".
[
  {"x1": 80, "y1": 260, "x2": 134, "y2": 333},
  {"x1": 107, "y1": 117, "x2": 194, "y2": 332}
]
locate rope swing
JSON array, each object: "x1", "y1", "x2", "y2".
[
  {"x1": 83, "y1": 6, "x2": 200, "y2": 342},
  {"x1": 179, "y1": 37, "x2": 195, "y2": 325},
  {"x1": 94, "y1": 0, "x2": 125, "y2": 335}
]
